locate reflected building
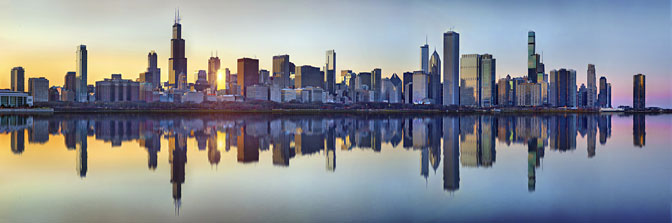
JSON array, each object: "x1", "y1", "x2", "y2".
[
  {"x1": 11, "y1": 130, "x2": 25, "y2": 154},
  {"x1": 237, "y1": 126, "x2": 260, "y2": 163},
  {"x1": 633, "y1": 115, "x2": 645, "y2": 147},
  {"x1": 443, "y1": 116, "x2": 460, "y2": 191}
]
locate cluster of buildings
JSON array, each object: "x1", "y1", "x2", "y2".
[{"x1": 1, "y1": 14, "x2": 650, "y2": 110}]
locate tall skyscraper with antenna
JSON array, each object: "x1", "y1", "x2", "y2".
[
  {"x1": 208, "y1": 52, "x2": 220, "y2": 91},
  {"x1": 169, "y1": 10, "x2": 187, "y2": 88}
]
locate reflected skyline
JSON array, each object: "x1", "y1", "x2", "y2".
[{"x1": 1, "y1": 113, "x2": 667, "y2": 221}]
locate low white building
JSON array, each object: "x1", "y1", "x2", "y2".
[{"x1": 0, "y1": 90, "x2": 33, "y2": 107}]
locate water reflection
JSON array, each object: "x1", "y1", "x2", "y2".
[{"x1": 0, "y1": 113, "x2": 655, "y2": 215}]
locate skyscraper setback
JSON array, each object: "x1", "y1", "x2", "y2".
[
  {"x1": 443, "y1": 31, "x2": 459, "y2": 106},
  {"x1": 169, "y1": 11, "x2": 187, "y2": 88}
]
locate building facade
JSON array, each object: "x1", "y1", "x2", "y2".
[
  {"x1": 295, "y1": 65, "x2": 323, "y2": 89},
  {"x1": 11, "y1": 67, "x2": 25, "y2": 92},
  {"x1": 237, "y1": 58, "x2": 259, "y2": 97},
  {"x1": 28, "y1": 77, "x2": 49, "y2": 102},
  {"x1": 95, "y1": 74, "x2": 140, "y2": 102},
  {"x1": 633, "y1": 74, "x2": 645, "y2": 109},
  {"x1": 443, "y1": 31, "x2": 460, "y2": 106},
  {"x1": 76, "y1": 45, "x2": 88, "y2": 102},
  {"x1": 208, "y1": 55, "x2": 220, "y2": 91}
]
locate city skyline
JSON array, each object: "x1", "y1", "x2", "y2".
[{"x1": 1, "y1": 0, "x2": 670, "y2": 107}]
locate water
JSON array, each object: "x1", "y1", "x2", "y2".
[{"x1": 0, "y1": 113, "x2": 670, "y2": 222}]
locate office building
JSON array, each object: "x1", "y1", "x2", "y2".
[
  {"x1": 497, "y1": 75, "x2": 512, "y2": 106},
  {"x1": 76, "y1": 45, "x2": 88, "y2": 102},
  {"x1": 459, "y1": 54, "x2": 480, "y2": 107},
  {"x1": 259, "y1": 69, "x2": 270, "y2": 85},
  {"x1": 412, "y1": 71, "x2": 428, "y2": 103},
  {"x1": 295, "y1": 65, "x2": 323, "y2": 89},
  {"x1": 549, "y1": 69, "x2": 577, "y2": 107},
  {"x1": 578, "y1": 84, "x2": 587, "y2": 107},
  {"x1": 587, "y1": 64, "x2": 597, "y2": 107},
  {"x1": 633, "y1": 74, "x2": 645, "y2": 109},
  {"x1": 28, "y1": 77, "x2": 49, "y2": 102},
  {"x1": 429, "y1": 50, "x2": 442, "y2": 104},
  {"x1": 421, "y1": 43, "x2": 429, "y2": 74},
  {"x1": 11, "y1": 67, "x2": 24, "y2": 92},
  {"x1": 527, "y1": 31, "x2": 541, "y2": 83},
  {"x1": 208, "y1": 55, "x2": 220, "y2": 91},
  {"x1": 480, "y1": 54, "x2": 496, "y2": 107},
  {"x1": 325, "y1": 50, "x2": 336, "y2": 94},
  {"x1": 0, "y1": 90, "x2": 33, "y2": 107},
  {"x1": 194, "y1": 70, "x2": 209, "y2": 92},
  {"x1": 64, "y1": 71, "x2": 76, "y2": 91},
  {"x1": 95, "y1": 74, "x2": 140, "y2": 102},
  {"x1": 48, "y1": 86, "x2": 60, "y2": 102},
  {"x1": 598, "y1": 76, "x2": 609, "y2": 108},
  {"x1": 443, "y1": 31, "x2": 459, "y2": 106},
  {"x1": 357, "y1": 72, "x2": 372, "y2": 90},
  {"x1": 169, "y1": 12, "x2": 188, "y2": 88},
  {"x1": 372, "y1": 68, "x2": 382, "y2": 101},
  {"x1": 272, "y1": 55, "x2": 290, "y2": 88},
  {"x1": 516, "y1": 82, "x2": 542, "y2": 106},
  {"x1": 237, "y1": 58, "x2": 259, "y2": 97}
]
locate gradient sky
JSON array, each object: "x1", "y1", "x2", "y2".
[{"x1": 1, "y1": 0, "x2": 670, "y2": 107}]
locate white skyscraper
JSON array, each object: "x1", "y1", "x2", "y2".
[{"x1": 443, "y1": 31, "x2": 459, "y2": 106}]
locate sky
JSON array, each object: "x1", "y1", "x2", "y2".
[{"x1": 1, "y1": 0, "x2": 670, "y2": 107}]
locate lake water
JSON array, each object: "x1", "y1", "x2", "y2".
[{"x1": 0, "y1": 113, "x2": 670, "y2": 222}]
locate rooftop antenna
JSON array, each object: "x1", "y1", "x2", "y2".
[
  {"x1": 176, "y1": 8, "x2": 181, "y2": 24},
  {"x1": 216, "y1": 50, "x2": 218, "y2": 57},
  {"x1": 425, "y1": 35, "x2": 428, "y2": 45}
]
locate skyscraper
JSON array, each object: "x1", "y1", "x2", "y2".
[
  {"x1": 480, "y1": 54, "x2": 496, "y2": 107},
  {"x1": 28, "y1": 77, "x2": 49, "y2": 102},
  {"x1": 372, "y1": 68, "x2": 382, "y2": 101},
  {"x1": 237, "y1": 58, "x2": 259, "y2": 97},
  {"x1": 169, "y1": 11, "x2": 187, "y2": 88},
  {"x1": 295, "y1": 65, "x2": 323, "y2": 89},
  {"x1": 459, "y1": 54, "x2": 480, "y2": 107},
  {"x1": 11, "y1": 67, "x2": 24, "y2": 92},
  {"x1": 144, "y1": 51, "x2": 161, "y2": 88},
  {"x1": 65, "y1": 71, "x2": 76, "y2": 91},
  {"x1": 598, "y1": 76, "x2": 608, "y2": 108},
  {"x1": 550, "y1": 68, "x2": 576, "y2": 107},
  {"x1": 272, "y1": 55, "x2": 290, "y2": 88},
  {"x1": 587, "y1": 64, "x2": 597, "y2": 107},
  {"x1": 325, "y1": 50, "x2": 336, "y2": 94},
  {"x1": 633, "y1": 74, "x2": 645, "y2": 109},
  {"x1": 443, "y1": 31, "x2": 459, "y2": 106},
  {"x1": 527, "y1": 31, "x2": 539, "y2": 83},
  {"x1": 208, "y1": 54, "x2": 220, "y2": 91},
  {"x1": 76, "y1": 45, "x2": 88, "y2": 102},
  {"x1": 421, "y1": 43, "x2": 429, "y2": 74},
  {"x1": 429, "y1": 50, "x2": 442, "y2": 104}
]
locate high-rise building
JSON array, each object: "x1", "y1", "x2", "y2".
[
  {"x1": 194, "y1": 70, "x2": 209, "y2": 92},
  {"x1": 480, "y1": 54, "x2": 496, "y2": 107},
  {"x1": 237, "y1": 58, "x2": 259, "y2": 97},
  {"x1": 421, "y1": 43, "x2": 429, "y2": 74},
  {"x1": 272, "y1": 55, "x2": 290, "y2": 88},
  {"x1": 28, "y1": 77, "x2": 49, "y2": 102},
  {"x1": 95, "y1": 74, "x2": 140, "y2": 102},
  {"x1": 429, "y1": 50, "x2": 442, "y2": 104},
  {"x1": 607, "y1": 83, "x2": 612, "y2": 108},
  {"x1": 295, "y1": 66, "x2": 323, "y2": 89},
  {"x1": 550, "y1": 69, "x2": 576, "y2": 107},
  {"x1": 443, "y1": 31, "x2": 459, "y2": 106},
  {"x1": 142, "y1": 51, "x2": 161, "y2": 88},
  {"x1": 259, "y1": 69, "x2": 270, "y2": 85},
  {"x1": 412, "y1": 71, "x2": 428, "y2": 103},
  {"x1": 325, "y1": 50, "x2": 336, "y2": 94},
  {"x1": 11, "y1": 67, "x2": 25, "y2": 92},
  {"x1": 578, "y1": 84, "x2": 587, "y2": 107},
  {"x1": 76, "y1": 45, "x2": 88, "y2": 102},
  {"x1": 527, "y1": 31, "x2": 541, "y2": 83},
  {"x1": 633, "y1": 74, "x2": 645, "y2": 109},
  {"x1": 372, "y1": 68, "x2": 382, "y2": 101},
  {"x1": 208, "y1": 55, "x2": 220, "y2": 91},
  {"x1": 598, "y1": 76, "x2": 608, "y2": 108},
  {"x1": 497, "y1": 75, "x2": 512, "y2": 106},
  {"x1": 64, "y1": 71, "x2": 76, "y2": 91},
  {"x1": 169, "y1": 11, "x2": 187, "y2": 88},
  {"x1": 460, "y1": 54, "x2": 480, "y2": 107},
  {"x1": 587, "y1": 64, "x2": 597, "y2": 107}
]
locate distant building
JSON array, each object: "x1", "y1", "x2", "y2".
[
  {"x1": 429, "y1": 50, "x2": 442, "y2": 104},
  {"x1": 169, "y1": 14, "x2": 188, "y2": 88},
  {"x1": 76, "y1": 45, "x2": 88, "y2": 102},
  {"x1": 633, "y1": 74, "x2": 645, "y2": 109},
  {"x1": 381, "y1": 78, "x2": 401, "y2": 103},
  {"x1": 259, "y1": 69, "x2": 270, "y2": 85},
  {"x1": 516, "y1": 82, "x2": 542, "y2": 106},
  {"x1": 356, "y1": 72, "x2": 372, "y2": 91},
  {"x1": 0, "y1": 90, "x2": 33, "y2": 107},
  {"x1": 480, "y1": 54, "x2": 496, "y2": 107},
  {"x1": 295, "y1": 65, "x2": 323, "y2": 89},
  {"x1": 28, "y1": 77, "x2": 49, "y2": 102},
  {"x1": 598, "y1": 76, "x2": 609, "y2": 108},
  {"x1": 371, "y1": 68, "x2": 382, "y2": 102},
  {"x1": 403, "y1": 72, "x2": 413, "y2": 103},
  {"x1": 527, "y1": 31, "x2": 541, "y2": 83},
  {"x1": 587, "y1": 64, "x2": 597, "y2": 107},
  {"x1": 443, "y1": 32, "x2": 459, "y2": 106},
  {"x1": 237, "y1": 58, "x2": 259, "y2": 97},
  {"x1": 272, "y1": 55, "x2": 290, "y2": 88},
  {"x1": 48, "y1": 86, "x2": 60, "y2": 102},
  {"x1": 208, "y1": 55, "x2": 220, "y2": 91},
  {"x1": 246, "y1": 85, "x2": 269, "y2": 101},
  {"x1": 459, "y1": 54, "x2": 480, "y2": 107},
  {"x1": 194, "y1": 70, "x2": 209, "y2": 92},
  {"x1": 577, "y1": 84, "x2": 587, "y2": 107},
  {"x1": 497, "y1": 75, "x2": 512, "y2": 106},
  {"x1": 142, "y1": 51, "x2": 161, "y2": 88},
  {"x1": 421, "y1": 43, "x2": 429, "y2": 74},
  {"x1": 549, "y1": 69, "x2": 577, "y2": 107},
  {"x1": 325, "y1": 50, "x2": 336, "y2": 94},
  {"x1": 95, "y1": 74, "x2": 140, "y2": 102},
  {"x1": 11, "y1": 67, "x2": 25, "y2": 92},
  {"x1": 412, "y1": 71, "x2": 429, "y2": 104}
]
